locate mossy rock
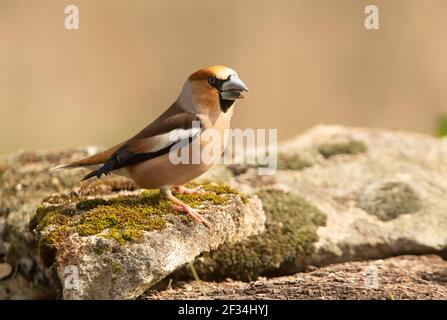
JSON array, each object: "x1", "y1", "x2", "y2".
[
  {"x1": 317, "y1": 140, "x2": 367, "y2": 158},
  {"x1": 241, "y1": 151, "x2": 316, "y2": 173},
  {"x1": 277, "y1": 152, "x2": 314, "y2": 170},
  {"x1": 234, "y1": 140, "x2": 365, "y2": 173},
  {"x1": 30, "y1": 183, "x2": 245, "y2": 268},
  {"x1": 358, "y1": 181, "x2": 422, "y2": 221},
  {"x1": 181, "y1": 189, "x2": 327, "y2": 281}
]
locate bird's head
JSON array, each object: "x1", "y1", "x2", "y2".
[{"x1": 179, "y1": 65, "x2": 249, "y2": 114}]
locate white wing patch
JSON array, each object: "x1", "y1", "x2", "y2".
[{"x1": 148, "y1": 127, "x2": 201, "y2": 153}]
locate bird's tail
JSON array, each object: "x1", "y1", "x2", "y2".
[
  {"x1": 81, "y1": 169, "x2": 100, "y2": 181},
  {"x1": 49, "y1": 163, "x2": 73, "y2": 171},
  {"x1": 49, "y1": 143, "x2": 124, "y2": 179},
  {"x1": 49, "y1": 162, "x2": 100, "y2": 172},
  {"x1": 50, "y1": 161, "x2": 104, "y2": 183},
  {"x1": 50, "y1": 144, "x2": 119, "y2": 170}
]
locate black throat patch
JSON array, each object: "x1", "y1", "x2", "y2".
[{"x1": 219, "y1": 96, "x2": 235, "y2": 113}]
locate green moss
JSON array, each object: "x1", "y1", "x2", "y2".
[
  {"x1": 94, "y1": 244, "x2": 109, "y2": 256},
  {"x1": 317, "y1": 140, "x2": 367, "y2": 158},
  {"x1": 435, "y1": 114, "x2": 447, "y2": 138},
  {"x1": 247, "y1": 151, "x2": 315, "y2": 172},
  {"x1": 277, "y1": 152, "x2": 313, "y2": 170},
  {"x1": 77, "y1": 203, "x2": 168, "y2": 244},
  {"x1": 76, "y1": 198, "x2": 109, "y2": 211},
  {"x1": 185, "y1": 189, "x2": 327, "y2": 281},
  {"x1": 359, "y1": 181, "x2": 422, "y2": 221},
  {"x1": 32, "y1": 183, "x2": 247, "y2": 255},
  {"x1": 35, "y1": 191, "x2": 172, "y2": 247},
  {"x1": 199, "y1": 183, "x2": 237, "y2": 195},
  {"x1": 30, "y1": 205, "x2": 58, "y2": 232},
  {"x1": 111, "y1": 260, "x2": 123, "y2": 274},
  {"x1": 76, "y1": 183, "x2": 240, "y2": 213},
  {"x1": 38, "y1": 236, "x2": 58, "y2": 268},
  {"x1": 185, "y1": 182, "x2": 249, "y2": 204},
  {"x1": 36, "y1": 222, "x2": 71, "y2": 268}
]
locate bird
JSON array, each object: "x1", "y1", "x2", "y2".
[{"x1": 51, "y1": 65, "x2": 249, "y2": 227}]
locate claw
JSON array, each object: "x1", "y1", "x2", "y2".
[
  {"x1": 171, "y1": 203, "x2": 211, "y2": 228},
  {"x1": 160, "y1": 186, "x2": 211, "y2": 228}
]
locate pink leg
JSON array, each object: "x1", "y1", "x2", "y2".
[{"x1": 160, "y1": 187, "x2": 211, "y2": 227}]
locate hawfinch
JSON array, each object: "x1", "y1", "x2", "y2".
[{"x1": 51, "y1": 65, "x2": 249, "y2": 227}]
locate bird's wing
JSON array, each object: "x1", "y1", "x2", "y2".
[{"x1": 81, "y1": 113, "x2": 202, "y2": 181}]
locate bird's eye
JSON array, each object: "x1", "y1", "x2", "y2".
[{"x1": 208, "y1": 76, "x2": 216, "y2": 85}]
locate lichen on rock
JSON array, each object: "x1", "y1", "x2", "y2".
[
  {"x1": 358, "y1": 180, "x2": 422, "y2": 221},
  {"x1": 31, "y1": 183, "x2": 249, "y2": 265},
  {"x1": 178, "y1": 189, "x2": 327, "y2": 281},
  {"x1": 28, "y1": 182, "x2": 265, "y2": 299},
  {"x1": 317, "y1": 139, "x2": 367, "y2": 158},
  {"x1": 4, "y1": 125, "x2": 447, "y2": 300},
  {"x1": 276, "y1": 152, "x2": 314, "y2": 170}
]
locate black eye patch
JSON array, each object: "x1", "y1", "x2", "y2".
[{"x1": 208, "y1": 75, "x2": 230, "y2": 91}]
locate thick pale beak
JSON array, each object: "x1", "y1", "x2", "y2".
[{"x1": 220, "y1": 74, "x2": 249, "y2": 100}]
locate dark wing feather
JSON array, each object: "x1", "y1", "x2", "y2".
[{"x1": 82, "y1": 114, "x2": 201, "y2": 181}]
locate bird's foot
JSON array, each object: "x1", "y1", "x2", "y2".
[
  {"x1": 171, "y1": 203, "x2": 211, "y2": 228},
  {"x1": 160, "y1": 186, "x2": 211, "y2": 227},
  {"x1": 172, "y1": 185, "x2": 208, "y2": 195}
]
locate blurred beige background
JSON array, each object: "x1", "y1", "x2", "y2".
[{"x1": 0, "y1": 0, "x2": 446, "y2": 154}]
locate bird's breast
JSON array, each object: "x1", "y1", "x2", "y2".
[{"x1": 200, "y1": 110, "x2": 232, "y2": 154}]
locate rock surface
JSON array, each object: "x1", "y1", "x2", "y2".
[
  {"x1": 2, "y1": 125, "x2": 447, "y2": 299},
  {"x1": 1, "y1": 148, "x2": 99, "y2": 298},
  {"x1": 34, "y1": 186, "x2": 264, "y2": 300},
  {"x1": 178, "y1": 125, "x2": 447, "y2": 280},
  {"x1": 143, "y1": 255, "x2": 447, "y2": 300},
  {"x1": 0, "y1": 149, "x2": 265, "y2": 299}
]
